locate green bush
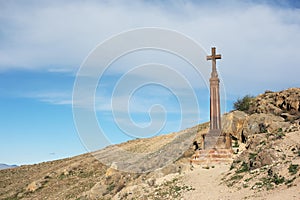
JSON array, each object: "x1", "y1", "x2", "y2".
[
  {"x1": 288, "y1": 164, "x2": 299, "y2": 175},
  {"x1": 236, "y1": 162, "x2": 249, "y2": 173},
  {"x1": 107, "y1": 184, "x2": 115, "y2": 192},
  {"x1": 272, "y1": 174, "x2": 285, "y2": 185},
  {"x1": 233, "y1": 95, "x2": 254, "y2": 112},
  {"x1": 233, "y1": 140, "x2": 239, "y2": 148}
]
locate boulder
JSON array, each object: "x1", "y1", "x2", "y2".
[
  {"x1": 242, "y1": 113, "x2": 290, "y2": 138},
  {"x1": 26, "y1": 181, "x2": 42, "y2": 192},
  {"x1": 105, "y1": 162, "x2": 118, "y2": 177},
  {"x1": 82, "y1": 182, "x2": 107, "y2": 200},
  {"x1": 222, "y1": 110, "x2": 248, "y2": 141},
  {"x1": 245, "y1": 134, "x2": 267, "y2": 150},
  {"x1": 256, "y1": 149, "x2": 278, "y2": 166},
  {"x1": 160, "y1": 164, "x2": 180, "y2": 176}
]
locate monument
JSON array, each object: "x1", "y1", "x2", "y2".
[
  {"x1": 203, "y1": 47, "x2": 231, "y2": 150},
  {"x1": 207, "y1": 47, "x2": 222, "y2": 134},
  {"x1": 190, "y1": 47, "x2": 232, "y2": 165}
]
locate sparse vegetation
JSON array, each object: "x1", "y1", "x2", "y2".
[
  {"x1": 107, "y1": 183, "x2": 115, "y2": 192},
  {"x1": 275, "y1": 128, "x2": 286, "y2": 139},
  {"x1": 226, "y1": 174, "x2": 244, "y2": 187},
  {"x1": 147, "y1": 177, "x2": 194, "y2": 199},
  {"x1": 233, "y1": 140, "x2": 239, "y2": 148},
  {"x1": 260, "y1": 141, "x2": 266, "y2": 145},
  {"x1": 288, "y1": 164, "x2": 299, "y2": 175},
  {"x1": 233, "y1": 95, "x2": 254, "y2": 112},
  {"x1": 285, "y1": 176, "x2": 296, "y2": 186},
  {"x1": 249, "y1": 153, "x2": 257, "y2": 160},
  {"x1": 230, "y1": 174, "x2": 243, "y2": 181},
  {"x1": 271, "y1": 174, "x2": 285, "y2": 185},
  {"x1": 251, "y1": 173, "x2": 285, "y2": 190},
  {"x1": 236, "y1": 162, "x2": 249, "y2": 173}
]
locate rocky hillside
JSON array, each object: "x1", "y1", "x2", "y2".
[
  {"x1": 249, "y1": 87, "x2": 300, "y2": 119},
  {"x1": 0, "y1": 123, "x2": 208, "y2": 200},
  {"x1": 222, "y1": 88, "x2": 300, "y2": 192},
  {"x1": 0, "y1": 88, "x2": 299, "y2": 200}
]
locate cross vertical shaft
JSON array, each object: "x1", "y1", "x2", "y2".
[{"x1": 207, "y1": 47, "x2": 222, "y2": 132}]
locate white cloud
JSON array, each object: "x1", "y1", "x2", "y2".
[
  {"x1": 1, "y1": 0, "x2": 299, "y2": 95},
  {"x1": 25, "y1": 92, "x2": 72, "y2": 105}
]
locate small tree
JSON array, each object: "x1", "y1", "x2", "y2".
[{"x1": 233, "y1": 95, "x2": 254, "y2": 112}]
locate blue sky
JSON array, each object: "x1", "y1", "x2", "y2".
[{"x1": 1, "y1": 0, "x2": 300, "y2": 165}]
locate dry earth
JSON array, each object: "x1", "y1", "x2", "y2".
[{"x1": 183, "y1": 163, "x2": 299, "y2": 200}]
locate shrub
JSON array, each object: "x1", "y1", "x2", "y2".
[
  {"x1": 233, "y1": 140, "x2": 239, "y2": 148},
  {"x1": 288, "y1": 164, "x2": 299, "y2": 175},
  {"x1": 233, "y1": 95, "x2": 254, "y2": 112},
  {"x1": 236, "y1": 162, "x2": 249, "y2": 173},
  {"x1": 272, "y1": 174, "x2": 285, "y2": 185},
  {"x1": 107, "y1": 184, "x2": 115, "y2": 192}
]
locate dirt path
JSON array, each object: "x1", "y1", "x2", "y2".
[
  {"x1": 182, "y1": 164, "x2": 253, "y2": 200},
  {"x1": 182, "y1": 164, "x2": 300, "y2": 200}
]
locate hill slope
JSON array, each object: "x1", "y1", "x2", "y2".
[{"x1": 0, "y1": 88, "x2": 299, "y2": 200}]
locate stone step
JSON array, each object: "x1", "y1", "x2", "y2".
[
  {"x1": 191, "y1": 158, "x2": 233, "y2": 165},
  {"x1": 190, "y1": 148, "x2": 233, "y2": 165}
]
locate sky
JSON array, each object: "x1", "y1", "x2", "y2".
[{"x1": 1, "y1": 0, "x2": 300, "y2": 165}]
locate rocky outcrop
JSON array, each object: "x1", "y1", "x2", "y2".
[
  {"x1": 222, "y1": 88, "x2": 300, "y2": 144},
  {"x1": 222, "y1": 88, "x2": 300, "y2": 191},
  {"x1": 249, "y1": 88, "x2": 300, "y2": 119},
  {"x1": 242, "y1": 113, "x2": 291, "y2": 138}
]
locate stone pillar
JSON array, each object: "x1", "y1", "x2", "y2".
[
  {"x1": 206, "y1": 47, "x2": 224, "y2": 149},
  {"x1": 209, "y1": 76, "x2": 221, "y2": 131}
]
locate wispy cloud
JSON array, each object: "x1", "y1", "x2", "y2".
[
  {"x1": 1, "y1": 1, "x2": 299, "y2": 94},
  {"x1": 26, "y1": 92, "x2": 72, "y2": 105}
]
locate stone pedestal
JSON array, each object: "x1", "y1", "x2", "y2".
[{"x1": 190, "y1": 149, "x2": 233, "y2": 165}]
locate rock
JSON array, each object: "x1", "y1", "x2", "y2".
[
  {"x1": 105, "y1": 162, "x2": 118, "y2": 177},
  {"x1": 281, "y1": 113, "x2": 297, "y2": 122},
  {"x1": 177, "y1": 163, "x2": 191, "y2": 174},
  {"x1": 146, "y1": 178, "x2": 156, "y2": 186},
  {"x1": 17, "y1": 193, "x2": 24, "y2": 198},
  {"x1": 221, "y1": 111, "x2": 290, "y2": 144},
  {"x1": 26, "y1": 181, "x2": 42, "y2": 192},
  {"x1": 63, "y1": 168, "x2": 70, "y2": 176},
  {"x1": 246, "y1": 134, "x2": 267, "y2": 150},
  {"x1": 256, "y1": 149, "x2": 279, "y2": 166},
  {"x1": 249, "y1": 88, "x2": 300, "y2": 117},
  {"x1": 113, "y1": 184, "x2": 147, "y2": 200},
  {"x1": 160, "y1": 164, "x2": 180, "y2": 176},
  {"x1": 222, "y1": 110, "x2": 248, "y2": 141},
  {"x1": 242, "y1": 113, "x2": 290, "y2": 138},
  {"x1": 82, "y1": 182, "x2": 107, "y2": 200}
]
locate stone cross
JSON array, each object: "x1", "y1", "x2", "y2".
[
  {"x1": 207, "y1": 47, "x2": 221, "y2": 78},
  {"x1": 207, "y1": 47, "x2": 222, "y2": 131}
]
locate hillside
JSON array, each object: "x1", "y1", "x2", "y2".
[{"x1": 0, "y1": 88, "x2": 299, "y2": 200}]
